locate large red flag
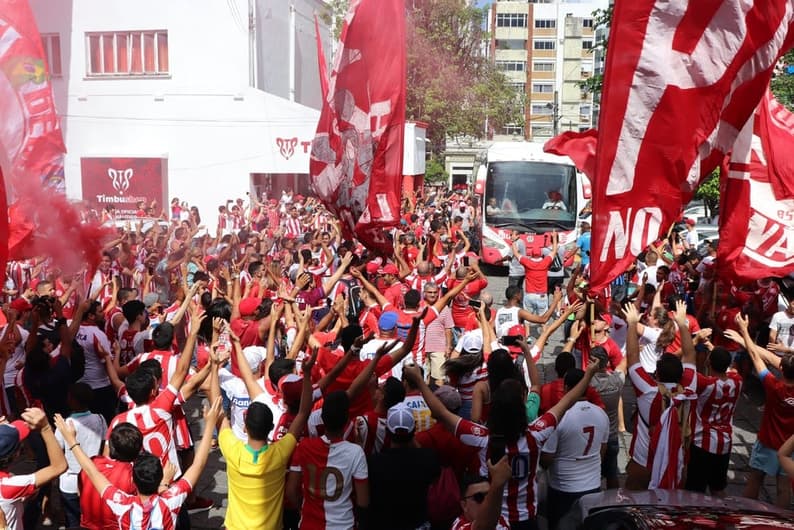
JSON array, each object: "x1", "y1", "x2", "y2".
[
  {"x1": 589, "y1": 0, "x2": 794, "y2": 291},
  {"x1": 544, "y1": 129, "x2": 597, "y2": 180},
  {"x1": 314, "y1": 15, "x2": 328, "y2": 101},
  {"x1": 719, "y1": 90, "x2": 794, "y2": 280},
  {"x1": 310, "y1": 0, "x2": 406, "y2": 254}
]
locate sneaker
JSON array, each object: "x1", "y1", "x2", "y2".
[{"x1": 186, "y1": 496, "x2": 214, "y2": 514}]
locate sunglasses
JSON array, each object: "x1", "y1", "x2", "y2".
[{"x1": 463, "y1": 491, "x2": 487, "y2": 504}]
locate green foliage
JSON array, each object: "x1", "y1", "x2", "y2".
[
  {"x1": 771, "y1": 49, "x2": 794, "y2": 110},
  {"x1": 578, "y1": 7, "x2": 613, "y2": 98},
  {"x1": 319, "y1": 0, "x2": 349, "y2": 40},
  {"x1": 695, "y1": 169, "x2": 721, "y2": 217},
  {"x1": 425, "y1": 156, "x2": 448, "y2": 184}
]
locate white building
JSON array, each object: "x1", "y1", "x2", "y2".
[
  {"x1": 490, "y1": 0, "x2": 608, "y2": 142},
  {"x1": 30, "y1": 0, "x2": 331, "y2": 230}
]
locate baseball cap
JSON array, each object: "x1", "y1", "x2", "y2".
[
  {"x1": 504, "y1": 324, "x2": 525, "y2": 354},
  {"x1": 685, "y1": 218, "x2": 696, "y2": 226},
  {"x1": 278, "y1": 374, "x2": 303, "y2": 406},
  {"x1": 0, "y1": 421, "x2": 30, "y2": 459},
  {"x1": 143, "y1": 293, "x2": 160, "y2": 309},
  {"x1": 378, "y1": 311, "x2": 398, "y2": 332},
  {"x1": 239, "y1": 297, "x2": 262, "y2": 317},
  {"x1": 242, "y1": 346, "x2": 266, "y2": 373},
  {"x1": 10, "y1": 298, "x2": 32, "y2": 313},
  {"x1": 386, "y1": 403, "x2": 415, "y2": 434},
  {"x1": 379, "y1": 264, "x2": 399, "y2": 276},
  {"x1": 458, "y1": 332, "x2": 483, "y2": 354},
  {"x1": 434, "y1": 386, "x2": 462, "y2": 412}
]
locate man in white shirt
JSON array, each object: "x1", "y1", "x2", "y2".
[
  {"x1": 540, "y1": 369, "x2": 609, "y2": 529},
  {"x1": 75, "y1": 301, "x2": 115, "y2": 423},
  {"x1": 684, "y1": 218, "x2": 699, "y2": 249},
  {"x1": 768, "y1": 299, "x2": 794, "y2": 356}
]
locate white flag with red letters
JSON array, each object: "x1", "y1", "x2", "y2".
[{"x1": 589, "y1": 0, "x2": 794, "y2": 291}]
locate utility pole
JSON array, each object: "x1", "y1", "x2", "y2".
[{"x1": 552, "y1": 90, "x2": 560, "y2": 136}]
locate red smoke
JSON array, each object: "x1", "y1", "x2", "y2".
[{"x1": 8, "y1": 176, "x2": 113, "y2": 278}]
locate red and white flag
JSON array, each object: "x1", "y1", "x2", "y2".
[
  {"x1": 310, "y1": 0, "x2": 406, "y2": 255},
  {"x1": 544, "y1": 129, "x2": 597, "y2": 180},
  {"x1": 589, "y1": 0, "x2": 794, "y2": 291},
  {"x1": 720, "y1": 90, "x2": 794, "y2": 280}
]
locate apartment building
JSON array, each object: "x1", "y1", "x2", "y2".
[{"x1": 490, "y1": 0, "x2": 608, "y2": 142}]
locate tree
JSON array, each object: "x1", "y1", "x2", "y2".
[
  {"x1": 694, "y1": 169, "x2": 721, "y2": 220},
  {"x1": 578, "y1": 7, "x2": 613, "y2": 98},
  {"x1": 319, "y1": 0, "x2": 350, "y2": 40},
  {"x1": 424, "y1": 156, "x2": 448, "y2": 184},
  {"x1": 771, "y1": 49, "x2": 794, "y2": 110}
]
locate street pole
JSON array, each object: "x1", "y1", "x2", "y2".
[{"x1": 553, "y1": 90, "x2": 560, "y2": 136}]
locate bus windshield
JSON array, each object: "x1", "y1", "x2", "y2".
[{"x1": 484, "y1": 161, "x2": 577, "y2": 231}]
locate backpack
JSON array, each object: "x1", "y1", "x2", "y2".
[
  {"x1": 426, "y1": 466, "x2": 461, "y2": 525},
  {"x1": 340, "y1": 277, "x2": 362, "y2": 321},
  {"x1": 549, "y1": 251, "x2": 564, "y2": 273}
]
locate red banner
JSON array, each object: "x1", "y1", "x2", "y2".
[
  {"x1": 589, "y1": 0, "x2": 794, "y2": 291},
  {"x1": 720, "y1": 91, "x2": 794, "y2": 280},
  {"x1": 544, "y1": 129, "x2": 597, "y2": 180},
  {"x1": 309, "y1": 0, "x2": 406, "y2": 254},
  {"x1": 0, "y1": 0, "x2": 65, "y2": 192},
  {"x1": 81, "y1": 157, "x2": 169, "y2": 220}
]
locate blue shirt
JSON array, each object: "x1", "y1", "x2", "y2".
[{"x1": 577, "y1": 232, "x2": 592, "y2": 266}]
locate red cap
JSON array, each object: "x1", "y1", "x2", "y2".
[
  {"x1": 366, "y1": 261, "x2": 380, "y2": 274},
  {"x1": 379, "y1": 264, "x2": 399, "y2": 275},
  {"x1": 685, "y1": 218, "x2": 696, "y2": 226},
  {"x1": 239, "y1": 297, "x2": 262, "y2": 317},
  {"x1": 505, "y1": 325, "x2": 525, "y2": 354},
  {"x1": 203, "y1": 255, "x2": 215, "y2": 265},
  {"x1": 10, "y1": 298, "x2": 32, "y2": 312}
]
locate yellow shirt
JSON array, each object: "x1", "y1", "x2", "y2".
[{"x1": 219, "y1": 428, "x2": 297, "y2": 530}]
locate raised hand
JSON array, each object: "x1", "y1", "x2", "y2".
[{"x1": 623, "y1": 303, "x2": 640, "y2": 325}]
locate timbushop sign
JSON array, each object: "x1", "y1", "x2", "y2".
[{"x1": 81, "y1": 157, "x2": 168, "y2": 219}]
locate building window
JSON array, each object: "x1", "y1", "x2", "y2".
[
  {"x1": 41, "y1": 34, "x2": 62, "y2": 77},
  {"x1": 533, "y1": 61, "x2": 554, "y2": 72},
  {"x1": 531, "y1": 125, "x2": 554, "y2": 137},
  {"x1": 534, "y1": 19, "x2": 556, "y2": 29},
  {"x1": 86, "y1": 30, "x2": 169, "y2": 77},
  {"x1": 533, "y1": 40, "x2": 555, "y2": 51},
  {"x1": 532, "y1": 83, "x2": 554, "y2": 93},
  {"x1": 509, "y1": 82, "x2": 525, "y2": 94},
  {"x1": 496, "y1": 61, "x2": 525, "y2": 72},
  {"x1": 531, "y1": 104, "x2": 552, "y2": 115},
  {"x1": 502, "y1": 125, "x2": 524, "y2": 136},
  {"x1": 496, "y1": 39, "x2": 527, "y2": 50},
  {"x1": 583, "y1": 18, "x2": 594, "y2": 28},
  {"x1": 496, "y1": 13, "x2": 528, "y2": 28},
  {"x1": 580, "y1": 104, "x2": 592, "y2": 115},
  {"x1": 583, "y1": 39, "x2": 594, "y2": 50}
]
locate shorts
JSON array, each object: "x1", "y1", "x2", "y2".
[
  {"x1": 685, "y1": 443, "x2": 730, "y2": 492},
  {"x1": 523, "y1": 292, "x2": 548, "y2": 315},
  {"x1": 426, "y1": 351, "x2": 446, "y2": 382},
  {"x1": 749, "y1": 440, "x2": 791, "y2": 476},
  {"x1": 601, "y1": 437, "x2": 620, "y2": 481}
]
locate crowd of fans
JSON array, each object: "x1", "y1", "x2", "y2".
[{"x1": 0, "y1": 187, "x2": 792, "y2": 530}]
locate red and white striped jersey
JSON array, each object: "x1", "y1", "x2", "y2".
[
  {"x1": 0, "y1": 471, "x2": 36, "y2": 530},
  {"x1": 108, "y1": 385, "x2": 181, "y2": 474},
  {"x1": 454, "y1": 413, "x2": 558, "y2": 522},
  {"x1": 692, "y1": 371, "x2": 742, "y2": 455},
  {"x1": 354, "y1": 411, "x2": 390, "y2": 456},
  {"x1": 386, "y1": 303, "x2": 439, "y2": 367},
  {"x1": 307, "y1": 410, "x2": 356, "y2": 442},
  {"x1": 118, "y1": 328, "x2": 150, "y2": 367},
  {"x1": 283, "y1": 217, "x2": 303, "y2": 239},
  {"x1": 100, "y1": 478, "x2": 192, "y2": 530},
  {"x1": 449, "y1": 362, "x2": 488, "y2": 404},
  {"x1": 628, "y1": 362, "x2": 697, "y2": 467},
  {"x1": 79, "y1": 456, "x2": 136, "y2": 530},
  {"x1": 289, "y1": 435, "x2": 369, "y2": 530},
  {"x1": 104, "y1": 306, "x2": 123, "y2": 345}
]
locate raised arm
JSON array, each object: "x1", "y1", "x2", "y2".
[
  {"x1": 350, "y1": 267, "x2": 389, "y2": 308},
  {"x1": 288, "y1": 349, "x2": 318, "y2": 438},
  {"x1": 320, "y1": 252, "x2": 354, "y2": 297},
  {"x1": 181, "y1": 397, "x2": 223, "y2": 487},
  {"x1": 168, "y1": 311, "x2": 205, "y2": 390},
  {"x1": 435, "y1": 268, "x2": 478, "y2": 311},
  {"x1": 624, "y1": 303, "x2": 641, "y2": 369},
  {"x1": 55, "y1": 413, "x2": 109, "y2": 493},
  {"x1": 672, "y1": 300, "x2": 695, "y2": 366},
  {"x1": 169, "y1": 283, "x2": 201, "y2": 326},
  {"x1": 736, "y1": 313, "x2": 781, "y2": 373},
  {"x1": 346, "y1": 343, "x2": 392, "y2": 400},
  {"x1": 24, "y1": 408, "x2": 67, "y2": 487},
  {"x1": 472, "y1": 457, "x2": 512, "y2": 530}
]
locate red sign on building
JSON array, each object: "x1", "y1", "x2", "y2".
[{"x1": 81, "y1": 157, "x2": 168, "y2": 219}]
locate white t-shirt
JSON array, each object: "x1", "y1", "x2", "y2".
[
  {"x1": 542, "y1": 400, "x2": 609, "y2": 492},
  {"x1": 685, "y1": 230, "x2": 699, "y2": 248},
  {"x1": 494, "y1": 307, "x2": 521, "y2": 338},
  {"x1": 219, "y1": 368, "x2": 279, "y2": 442},
  {"x1": 639, "y1": 326, "x2": 663, "y2": 373},
  {"x1": 76, "y1": 324, "x2": 112, "y2": 389},
  {"x1": 609, "y1": 315, "x2": 628, "y2": 354},
  {"x1": 769, "y1": 310, "x2": 794, "y2": 351},
  {"x1": 55, "y1": 412, "x2": 107, "y2": 493},
  {"x1": 360, "y1": 339, "x2": 404, "y2": 382}
]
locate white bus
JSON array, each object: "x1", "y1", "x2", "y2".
[{"x1": 474, "y1": 141, "x2": 591, "y2": 265}]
